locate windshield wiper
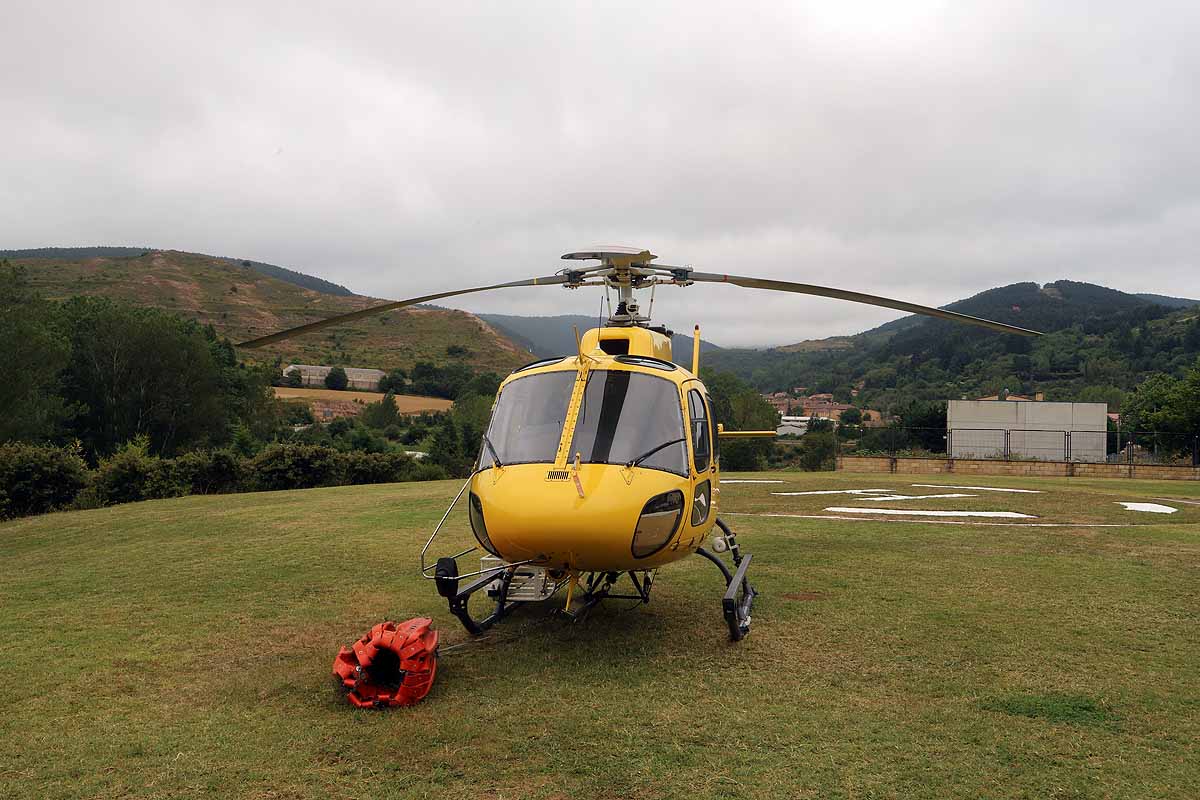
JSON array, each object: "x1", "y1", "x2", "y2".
[
  {"x1": 626, "y1": 437, "x2": 686, "y2": 469},
  {"x1": 481, "y1": 434, "x2": 503, "y2": 468}
]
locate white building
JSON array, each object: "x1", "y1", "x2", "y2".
[
  {"x1": 777, "y1": 416, "x2": 810, "y2": 436},
  {"x1": 947, "y1": 399, "x2": 1107, "y2": 462}
]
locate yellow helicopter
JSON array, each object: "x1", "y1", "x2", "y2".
[{"x1": 239, "y1": 247, "x2": 1039, "y2": 641}]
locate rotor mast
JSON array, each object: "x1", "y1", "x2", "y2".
[{"x1": 560, "y1": 247, "x2": 693, "y2": 327}]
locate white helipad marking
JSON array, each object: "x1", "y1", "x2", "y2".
[
  {"x1": 724, "y1": 511, "x2": 1145, "y2": 528},
  {"x1": 772, "y1": 489, "x2": 892, "y2": 496},
  {"x1": 1116, "y1": 502, "x2": 1177, "y2": 514},
  {"x1": 911, "y1": 484, "x2": 1042, "y2": 493},
  {"x1": 863, "y1": 493, "x2": 978, "y2": 502},
  {"x1": 722, "y1": 479, "x2": 785, "y2": 484},
  {"x1": 824, "y1": 507, "x2": 1036, "y2": 519}
]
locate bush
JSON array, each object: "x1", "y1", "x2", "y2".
[
  {"x1": 0, "y1": 442, "x2": 89, "y2": 519},
  {"x1": 342, "y1": 451, "x2": 410, "y2": 484},
  {"x1": 250, "y1": 443, "x2": 345, "y2": 491},
  {"x1": 94, "y1": 437, "x2": 188, "y2": 505},
  {"x1": 171, "y1": 449, "x2": 245, "y2": 494},
  {"x1": 280, "y1": 401, "x2": 315, "y2": 426},
  {"x1": 405, "y1": 461, "x2": 448, "y2": 482}
]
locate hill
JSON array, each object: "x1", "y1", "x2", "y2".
[
  {"x1": 478, "y1": 312, "x2": 721, "y2": 365},
  {"x1": 9, "y1": 249, "x2": 529, "y2": 375},
  {"x1": 1135, "y1": 292, "x2": 1200, "y2": 309},
  {"x1": 704, "y1": 280, "x2": 1200, "y2": 412},
  {"x1": 1, "y1": 246, "x2": 353, "y2": 296}
]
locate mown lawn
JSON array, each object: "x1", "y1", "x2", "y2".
[{"x1": 2, "y1": 472, "x2": 1198, "y2": 799}]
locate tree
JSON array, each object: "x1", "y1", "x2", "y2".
[
  {"x1": 377, "y1": 368, "x2": 407, "y2": 393},
  {"x1": 807, "y1": 417, "x2": 834, "y2": 433},
  {"x1": 325, "y1": 366, "x2": 348, "y2": 391},
  {"x1": 284, "y1": 368, "x2": 303, "y2": 388},
  {"x1": 701, "y1": 367, "x2": 778, "y2": 470},
  {"x1": 58, "y1": 297, "x2": 227, "y2": 457},
  {"x1": 799, "y1": 432, "x2": 837, "y2": 471},
  {"x1": 359, "y1": 392, "x2": 400, "y2": 429},
  {"x1": 839, "y1": 407, "x2": 863, "y2": 426},
  {"x1": 429, "y1": 415, "x2": 468, "y2": 476},
  {"x1": 0, "y1": 262, "x2": 74, "y2": 443},
  {"x1": 1122, "y1": 359, "x2": 1200, "y2": 434},
  {"x1": 451, "y1": 393, "x2": 495, "y2": 459},
  {"x1": 410, "y1": 361, "x2": 475, "y2": 399}
]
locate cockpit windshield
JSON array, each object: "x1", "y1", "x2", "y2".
[
  {"x1": 479, "y1": 371, "x2": 574, "y2": 468},
  {"x1": 569, "y1": 370, "x2": 687, "y2": 476},
  {"x1": 479, "y1": 368, "x2": 687, "y2": 475}
]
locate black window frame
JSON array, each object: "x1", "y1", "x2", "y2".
[{"x1": 687, "y1": 387, "x2": 712, "y2": 473}]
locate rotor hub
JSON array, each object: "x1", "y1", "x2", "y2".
[{"x1": 560, "y1": 247, "x2": 692, "y2": 327}]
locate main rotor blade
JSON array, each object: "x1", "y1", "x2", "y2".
[
  {"x1": 688, "y1": 272, "x2": 1042, "y2": 337},
  {"x1": 236, "y1": 274, "x2": 569, "y2": 348}
]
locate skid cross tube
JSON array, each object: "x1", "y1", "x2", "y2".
[{"x1": 449, "y1": 566, "x2": 519, "y2": 636}]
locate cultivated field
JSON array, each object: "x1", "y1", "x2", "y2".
[
  {"x1": 273, "y1": 386, "x2": 455, "y2": 413},
  {"x1": 2, "y1": 472, "x2": 1198, "y2": 799}
]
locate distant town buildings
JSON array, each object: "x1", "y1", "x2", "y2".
[{"x1": 762, "y1": 390, "x2": 885, "y2": 427}]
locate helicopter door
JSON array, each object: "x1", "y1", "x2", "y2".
[
  {"x1": 685, "y1": 387, "x2": 714, "y2": 531},
  {"x1": 686, "y1": 388, "x2": 712, "y2": 474}
]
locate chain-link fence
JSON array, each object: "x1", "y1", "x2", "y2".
[{"x1": 838, "y1": 427, "x2": 1200, "y2": 466}]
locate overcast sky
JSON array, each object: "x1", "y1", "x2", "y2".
[{"x1": 4, "y1": 1, "x2": 1199, "y2": 346}]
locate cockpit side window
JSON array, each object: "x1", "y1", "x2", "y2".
[{"x1": 687, "y1": 388, "x2": 711, "y2": 473}]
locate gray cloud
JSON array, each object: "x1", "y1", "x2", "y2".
[{"x1": 3, "y1": 1, "x2": 1199, "y2": 345}]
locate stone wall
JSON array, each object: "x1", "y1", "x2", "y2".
[{"x1": 837, "y1": 455, "x2": 1200, "y2": 481}]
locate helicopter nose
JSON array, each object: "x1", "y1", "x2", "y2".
[{"x1": 470, "y1": 464, "x2": 691, "y2": 571}]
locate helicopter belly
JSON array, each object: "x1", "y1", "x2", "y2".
[{"x1": 471, "y1": 464, "x2": 710, "y2": 572}]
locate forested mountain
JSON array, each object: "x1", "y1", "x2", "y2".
[
  {"x1": 704, "y1": 280, "x2": 1200, "y2": 413},
  {"x1": 478, "y1": 312, "x2": 721, "y2": 365},
  {"x1": 1134, "y1": 293, "x2": 1200, "y2": 309}
]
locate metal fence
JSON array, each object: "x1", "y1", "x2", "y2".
[{"x1": 835, "y1": 427, "x2": 1200, "y2": 466}]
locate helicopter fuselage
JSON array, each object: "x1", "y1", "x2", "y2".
[{"x1": 467, "y1": 326, "x2": 721, "y2": 573}]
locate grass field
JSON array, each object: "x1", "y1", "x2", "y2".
[
  {"x1": 2, "y1": 471, "x2": 1198, "y2": 799},
  {"x1": 273, "y1": 386, "x2": 455, "y2": 413}
]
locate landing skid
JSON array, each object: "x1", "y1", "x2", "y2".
[
  {"x1": 431, "y1": 517, "x2": 754, "y2": 642},
  {"x1": 434, "y1": 559, "x2": 654, "y2": 636},
  {"x1": 696, "y1": 518, "x2": 756, "y2": 641}
]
